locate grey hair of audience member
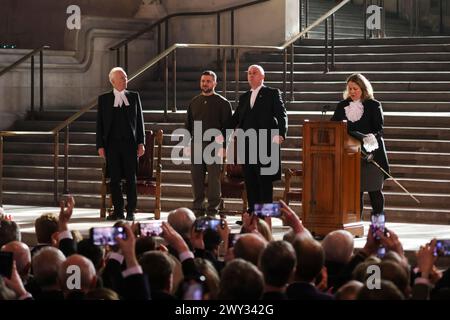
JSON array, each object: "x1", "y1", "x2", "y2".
[
  {"x1": 167, "y1": 207, "x2": 196, "y2": 239},
  {"x1": 322, "y1": 230, "x2": 354, "y2": 264}
]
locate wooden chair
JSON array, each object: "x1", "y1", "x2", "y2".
[
  {"x1": 100, "y1": 130, "x2": 163, "y2": 219},
  {"x1": 283, "y1": 168, "x2": 302, "y2": 205},
  {"x1": 218, "y1": 135, "x2": 247, "y2": 215}
]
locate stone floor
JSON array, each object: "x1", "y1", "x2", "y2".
[{"x1": 3, "y1": 204, "x2": 450, "y2": 267}]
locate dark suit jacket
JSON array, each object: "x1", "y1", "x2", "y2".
[
  {"x1": 96, "y1": 90, "x2": 145, "y2": 151},
  {"x1": 225, "y1": 86, "x2": 288, "y2": 180}
]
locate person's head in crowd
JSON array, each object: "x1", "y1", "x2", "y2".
[
  {"x1": 218, "y1": 258, "x2": 264, "y2": 300},
  {"x1": 292, "y1": 235, "x2": 324, "y2": 283},
  {"x1": 1, "y1": 241, "x2": 31, "y2": 282},
  {"x1": 259, "y1": 240, "x2": 296, "y2": 290},
  {"x1": 0, "y1": 219, "x2": 21, "y2": 247},
  {"x1": 335, "y1": 280, "x2": 364, "y2": 300},
  {"x1": 234, "y1": 233, "x2": 267, "y2": 266},
  {"x1": 322, "y1": 230, "x2": 354, "y2": 264},
  {"x1": 203, "y1": 228, "x2": 222, "y2": 253},
  {"x1": 139, "y1": 251, "x2": 175, "y2": 294},
  {"x1": 34, "y1": 213, "x2": 58, "y2": 245},
  {"x1": 167, "y1": 207, "x2": 196, "y2": 239},
  {"x1": 283, "y1": 227, "x2": 312, "y2": 245},
  {"x1": 32, "y1": 246, "x2": 66, "y2": 290},
  {"x1": 380, "y1": 260, "x2": 410, "y2": 298},
  {"x1": 194, "y1": 258, "x2": 220, "y2": 300},
  {"x1": 257, "y1": 219, "x2": 273, "y2": 242},
  {"x1": 357, "y1": 280, "x2": 404, "y2": 300},
  {"x1": 76, "y1": 239, "x2": 105, "y2": 272},
  {"x1": 383, "y1": 250, "x2": 410, "y2": 279},
  {"x1": 84, "y1": 287, "x2": 119, "y2": 300},
  {"x1": 59, "y1": 254, "x2": 97, "y2": 295},
  {"x1": 352, "y1": 257, "x2": 381, "y2": 282},
  {"x1": 71, "y1": 230, "x2": 83, "y2": 243},
  {"x1": 0, "y1": 277, "x2": 15, "y2": 300},
  {"x1": 135, "y1": 236, "x2": 156, "y2": 258}
]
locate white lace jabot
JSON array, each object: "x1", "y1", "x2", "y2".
[
  {"x1": 113, "y1": 89, "x2": 130, "y2": 107},
  {"x1": 344, "y1": 100, "x2": 364, "y2": 122}
]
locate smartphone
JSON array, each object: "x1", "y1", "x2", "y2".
[
  {"x1": 228, "y1": 233, "x2": 243, "y2": 248},
  {"x1": 139, "y1": 221, "x2": 163, "y2": 237},
  {"x1": 371, "y1": 212, "x2": 385, "y2": 240},
  {"x1": 194, "y1": 217, "x2": 224, "y2": 232},
  {"x1": 182, "y1": 281, "x2": 204, "y2": 300},
  {"x1": 254, "y1": 202, "x2": 282, "y2": 218},
  {"x1": 90, "y1": 226, "x2": 127, "y2": 246},
  {"x1": 0, "y1": 251, "x2": 13, "y2": 279},
  {"x1": 434, "y1": 239, "x2": 450, "y2": 257}
]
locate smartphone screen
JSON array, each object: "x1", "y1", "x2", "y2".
[
  {"x1": 90, "y1": 226, "x2": 126, "y2": 246},
  {"x1": 435, "y1": 239, "x2": 450, "y2": 257},
  {"x1": 139, "y1": 221, "x2": 163, "y2": 237},
  {"x1": 0, "y1": 251, "x2": 13, "y2": 279},
  {"x1": 194, "y1": 218, "x2": 222, "y2": 232},
  {"x1": 371, "y1": 213, "x2": 385, "y2": 240},
  {"x1": 254, "y1": 202, "x2": 282, "y2": 218},
  {"x1": 182, "y1": 282, "x2": 203, "y2": 300}
]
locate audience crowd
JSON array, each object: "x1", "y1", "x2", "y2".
[{"x1": 0, "y1": 197, "x2": 449, "y2": 300}]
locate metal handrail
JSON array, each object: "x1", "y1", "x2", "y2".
[
  {"x1": 1, "y1": 0, "x2": 353, "y2": 207},
  {"x1": 0, "y1": 45, "x2": 50, "y2": 114},
  {"x1": 109, "y1": 0, "x2": 271, "y2": 71}
]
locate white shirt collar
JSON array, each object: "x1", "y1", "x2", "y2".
[
  {"x1": 250, "y1": 84, "x2": 264, "y2": 108},
  {"x1": 113, "y1": 88, "x2": 130, "y2": 107}
]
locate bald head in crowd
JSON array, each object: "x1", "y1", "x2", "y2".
[
  {"x1": 59, "y1": 254, "x2": 97, "y2": 294},
  {"x1": 167, "y1": 207, "x2": 196, "y2": 239},
  {"x1": 233, "y1": 233, "x2": 267, "y2": 266},
  {"x1": 32, "y1": 246, "x2": 66, "y2": 290},
  {"x1": 1, "y1": 241, "x2": 31, "y2": 280},
  {"x1": 322, "y1": 230, "x2": 354, "y2": 264}
]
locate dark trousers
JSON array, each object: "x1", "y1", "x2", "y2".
[
  {"x1": 360, "y1": 190, "x2": 384, "y2": 218},
  {"x1": 243, "y1": 164, "x2": 273, "y2": 213},
  {"x1": 107, "y1": 139, "x2": 137, "y2": 215}
]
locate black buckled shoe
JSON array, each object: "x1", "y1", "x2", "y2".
[{"x1": 126, "y1": 213, "x2": 135, "y2": 221}]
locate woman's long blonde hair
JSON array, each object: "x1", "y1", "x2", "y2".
[{"x1": 343, "y1": 73, "x2": 374, "y2": 101}]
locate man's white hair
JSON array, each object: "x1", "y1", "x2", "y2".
[
  {"x1": 248, "y1": 64, "x2": 265, "y2": 76},
  {"x1": 109, "y1": 67, "x2": 127, "y2": 83}
]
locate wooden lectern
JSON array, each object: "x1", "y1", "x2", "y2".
[{"x1": 302, "y1": 120, "x2": 364, "y2": 237}]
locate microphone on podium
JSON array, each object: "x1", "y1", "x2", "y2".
[{"x1": 321, "y1": 104, "x2": 331, "y2": 116}]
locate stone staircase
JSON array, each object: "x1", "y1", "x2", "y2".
[
  {"x1": 2, "y1": 2, "x2": 450, "y2": 224},
  {"x1": 307, "y1": 0, "x2": 436, "y2": 38}
]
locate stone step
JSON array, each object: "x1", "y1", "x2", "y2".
[
  {"x1": 248, "y1": 52, "x2": 450, "y2": 63},
  {"x1": 293, "y1": 43, "x2": 450, "y2": 54}
]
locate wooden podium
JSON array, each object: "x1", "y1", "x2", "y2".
[{"x1": 302, "y1": 120, "x2": 364, "y2": 237}]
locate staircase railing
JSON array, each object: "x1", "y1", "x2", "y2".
[
  {"x1": 0, "y1": 46, "x2": 50, "y2": 116},
  {"x1": 109, "y1": 0, "x2": 271, "y2": 72},
  {"x1": 0, "y1": 0, "x2": 352, "y2": 208}
]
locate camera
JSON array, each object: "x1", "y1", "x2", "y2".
[
  {"x1": 194, "y1": 217, "x2": 224, "y2": 232},
  {"x1": 0, "y1": 251, "x2": 13, "y2": 279},
  {"x1": 254, "y1": 202, "x2": 282, "y2": 218},
  {"x1": 90, "y1": 226, "x2": 127, "y2": 246},
  {"x1": 434, "y1": 239, "x2": 450, "y2": 257},
  {"x1": 139, "y1": 221, "x2": 163, "y2": 237},
  {"x1": 370, "y1": 212, "x2": 385, "y2": 240}
]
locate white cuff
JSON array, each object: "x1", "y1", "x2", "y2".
[
  {"x1": 179, "y1": 251, "x2": 195, "y2": 263},
  {"x1": 107, "y1": 252, "x2": 124, "y2": 265},
  {"x1": 19, "y1": 292, "x2": 33, "y2": 300},
  {"x1": 363, "y1": 134, "x2": 379, "y2": 152},
  {"x1": 122, "y1": 265, "x2": 143, "y2": 278},
  {"x1": 58, "y1": 230, "x2": 72, "y2": 241}
]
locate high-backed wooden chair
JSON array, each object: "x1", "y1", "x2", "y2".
[
  {"x1": 218, "y1": 135, "x2": 247, "y2": 215},
  {"x1": 100, "y1": 130, "x2": 163, "y2": 219},
  {"x1": 283, "y1": 168, "x2": 302, "y2": 205}
]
